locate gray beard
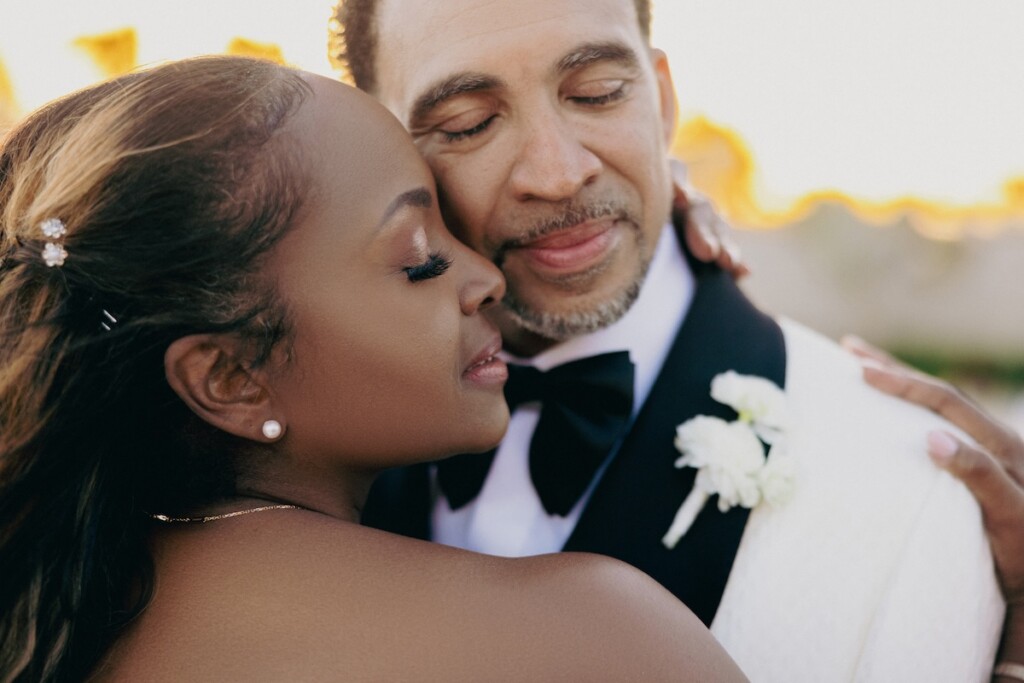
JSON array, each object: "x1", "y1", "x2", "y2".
[{"x1": 500, "y1": 250, "x2": 652, "y2": 342}]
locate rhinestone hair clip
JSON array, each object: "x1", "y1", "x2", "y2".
[
  {"x1": 100, "y1": 309, "x2": 118, "y2": 332},
  {"x1": 40, "y1": 218, "x2": 68, "y2": 267}
]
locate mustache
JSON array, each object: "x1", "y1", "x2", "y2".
[{"x1": 492, "y1": 201, "x2": 634, "y2": 265}]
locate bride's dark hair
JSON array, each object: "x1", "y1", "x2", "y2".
[{"x1": 0, "y1": 56, "x2": 311, "y2": 681}]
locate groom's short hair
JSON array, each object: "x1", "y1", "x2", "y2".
[{"x1": 329, "y1": 0, "x2": 653, "y2": 94}]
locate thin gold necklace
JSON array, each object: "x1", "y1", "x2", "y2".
[{"x1": 149, "y1": 504, "x2": 303, "y2": 524}]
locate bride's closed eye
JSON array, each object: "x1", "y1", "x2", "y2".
[{"x1": 404, "y1": 252, "x2": 452, "y2": 282}]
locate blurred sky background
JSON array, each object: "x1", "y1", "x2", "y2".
[{"x1": 1, "y1": 0, "x2": 1022, "y2": 426}]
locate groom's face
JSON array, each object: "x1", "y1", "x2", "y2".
[{"x1": 371, "y1": 0, "x2": 678, "y2": 352}]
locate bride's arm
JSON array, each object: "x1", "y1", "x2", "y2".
[
  {"x1": 502, "y1": 552, "x2": 749, "y2": 682},
  {"x1": 996, "y1": 608, "x2": 1024, "y2": 682}
]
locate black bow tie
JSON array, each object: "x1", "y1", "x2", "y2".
[{"x1": 436, "y1": 351, "x2": 635, "y2": 517}]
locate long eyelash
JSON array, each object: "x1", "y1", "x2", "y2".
[
  {"x1": 404, "y1": 252, "x2": 452, "y2": 282},
  {"x1": 441, "y1": 116, "x2": 495, "y2": 143}
]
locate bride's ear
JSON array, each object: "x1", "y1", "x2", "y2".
[{"x1": 164, "y1": 334, "x2": 282, "y2": 443}]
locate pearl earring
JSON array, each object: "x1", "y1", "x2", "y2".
[{"x1": 261, "y1": 419, "x2": 283, "y2": 440}]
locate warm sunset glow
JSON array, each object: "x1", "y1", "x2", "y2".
[
  {"x1": 225, "y1": 38, "x2": 288, "y2": 65},
  {"x1": 1, "y1": 1, "x2": 1022, "y2": 240},
  {"x1": 0, "y1": 58, "x2": 15, "y2": 129},
  {"x1": 673, "y1": 118, "x2": 1024, "y2": 239},
  {"x1": 653, "y1": 1, "x2": 1024, "y2": 220},
  {"x1": 73, "y1": 28, "x2": 137, "y2": 78}
]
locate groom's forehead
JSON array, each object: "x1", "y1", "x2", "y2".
[
  {"x1": 329, "y1": 0, "x2": 650, "y2": 96},
  {"x1": 373, "y1": 0, "x2": 643, "y2": 35},
  {"x1": 371, "y1": 0, "x2": 646, "y2": 90}
]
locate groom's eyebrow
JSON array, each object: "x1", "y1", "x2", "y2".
[
  {"x1": 378, "y1": 187, "x2": 433, "y2": 228},
  {"x1": 409, "y1": 72, "x2": 504, "y2": 124},
  {"x1": 408, "y1": 43, "x2": 639, "y2": 125},
  {"x1": 555, "y1": 41, "x2": 640, "y2": 74}
]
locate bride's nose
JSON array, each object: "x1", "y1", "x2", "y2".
[{"x1": 456, "y1": 244, "x2": 506, "y2": 316}]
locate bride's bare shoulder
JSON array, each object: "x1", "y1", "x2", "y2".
[{"x1": 95, "y1": 513, "x2": 744, "y2": 681}]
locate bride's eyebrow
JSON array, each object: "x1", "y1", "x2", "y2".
[{"x1": 377, "y1": 186, "x2": 433, "y2": 229}]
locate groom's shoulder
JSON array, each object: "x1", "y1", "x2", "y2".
[
  {"x1": 777, "y1": 316, "x2": 982, "y2": 521},
  {"x1": 782, "y1": 317, "x2": 942, "y2": 423},
  {"x1": 710, "y1": 318, "x2": 1003, "y2": 680},
  {"x1": 779, "y1": 318, "x2": 949, "y2": 442}
]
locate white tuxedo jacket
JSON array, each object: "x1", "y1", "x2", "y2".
[{"x1": 711, "y1": 320, "x2": 1005, "y2": 682}]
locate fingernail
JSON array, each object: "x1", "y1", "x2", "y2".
[
  {"x1": 841, "y1": 335, "x2": 867, "y2": 351},
  {"x1": 696, "y1": 225, "x2": 720, "y2": 255},
  {"x1": 927, "y1": 430, "x2": 957, "y2": 463},
  {"x1": 858, "y1": 357, "x2": 891, "y2": 374},
  {"x1": 703, "y1": 228, "x2": 721, "y2": 249}
]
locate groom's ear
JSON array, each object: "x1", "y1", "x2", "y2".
[
  {"x1": 164, "y1": 334, "x2": 276, "y2": 442},
  {"x1": 649, "y1": 48, "x2": 678, "y2": 147}
]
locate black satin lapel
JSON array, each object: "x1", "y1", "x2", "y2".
[
  {"x1": 361, "y1": 462, "x2": 433, "y2": 540},
  {"x1": 563, "y1": 261, "x2": 787, "y2": 626}
]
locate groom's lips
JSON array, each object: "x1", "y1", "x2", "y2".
[{"x1": 512, "y1": 219, "x2": 621, "y2": 275}]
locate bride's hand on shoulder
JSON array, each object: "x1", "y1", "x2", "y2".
[
  {"x1": 669, "y1": 160, "x2": 750, "y2": 279},
  {"x1": 843, "y1": 336, "x2": 1024, "y2": 607}
]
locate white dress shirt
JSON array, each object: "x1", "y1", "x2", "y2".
[{"x1": 432, "y1": 224, "x2": 695, "y2": 556}]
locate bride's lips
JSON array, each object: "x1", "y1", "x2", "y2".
[
  {"x1": 513, "y1": 219, "x2": 620, "y2": 273},
  {"x1": 463, "y1": 334, "x2": 507, "y2": 387}
]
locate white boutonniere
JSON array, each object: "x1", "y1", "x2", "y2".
[{"x1": 662, "y1": 371, "x2": 795, "y2": 549}]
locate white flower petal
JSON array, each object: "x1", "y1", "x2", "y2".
[
  {"x1": 667, "y1": 372, "x2": 795, "y2": 544},
  {"x1": 758, "y1": 443, "x2": 798, "y2": 507},
  {"x1": 710, "y1": 371, "x2": 789, "y2": 442},
  {"x1": 674, "y1": 415, "x2": 735, "y2": 468},
  {"x1": 677, "y1": 419, "x2": 765, "y2": 513}
]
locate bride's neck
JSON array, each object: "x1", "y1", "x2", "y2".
[{"x1": 234, "y1": 463, "x2": 375, "y2": 524}]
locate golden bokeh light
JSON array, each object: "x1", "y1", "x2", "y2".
[
  {"x1": 72, "y1": 28, "x2": 137, "y2": 78},
  {"x1": 0, "y1": 58, "x2": 17, "y2": 130},
  {"x1": 225, "y1": 38, "x2": 288, "y2": 65},
  {"x1": 1, "y1": 11, "x2": 1021, "y2": 242},
  {"x1": 674, "y1": 118, "x2": 1024, "y2": 239},
  {"x1": 0, "y1": 5, "x2": 1016, "y2": 423}
]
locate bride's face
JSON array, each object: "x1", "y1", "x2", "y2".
[{"x1": 265, "y1": 76, "x2": 509, "y2": 468}]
